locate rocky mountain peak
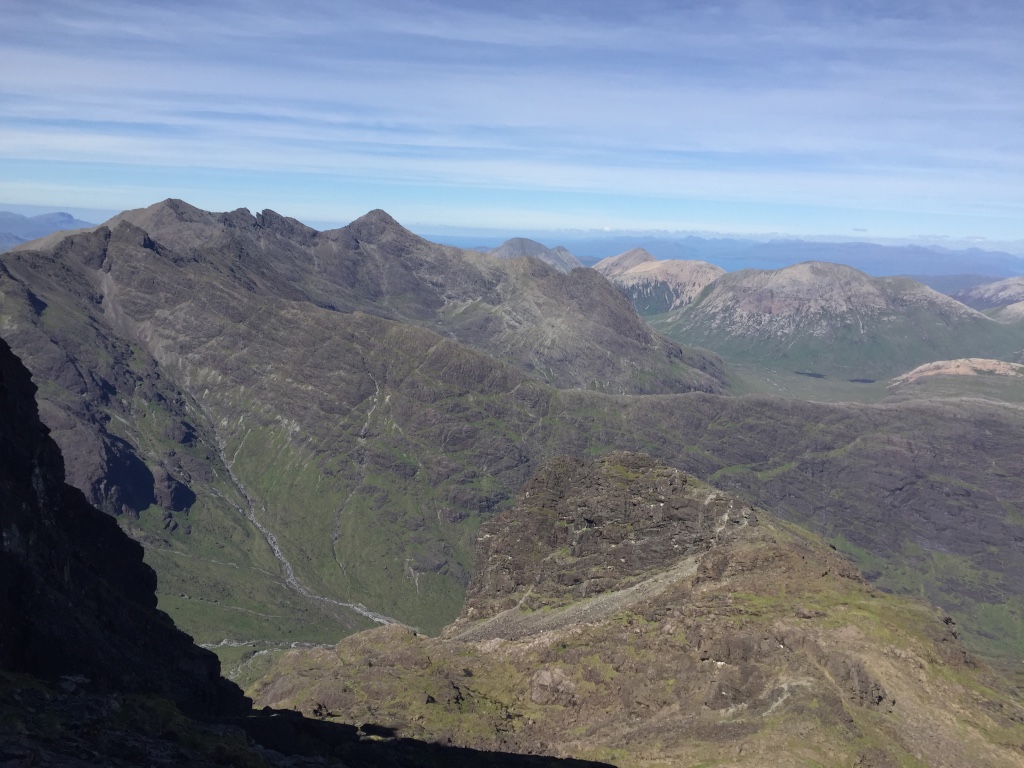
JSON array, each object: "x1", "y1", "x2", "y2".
[{"x1": 343, "y1": 208, "x2": 422, "y2": 248}]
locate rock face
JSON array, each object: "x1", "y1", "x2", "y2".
[
  {"x1": 490, "y1": 238, "x2": 584, "y2": 274},
  {"x1": 252, "y1": 454, "x2": 1024, "y2": 768},
  {"x1": 594, "y1": 249, "x2": 725, "y2": 315},
  {"x1": 0, "y1": 338, "x2": 246, "y2": 716},
  {"x1": 651, "y1": 261, "x2": 1020, "y2": 378}
]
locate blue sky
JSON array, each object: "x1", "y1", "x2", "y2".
[{"x1": 1, "y1": 0, "x2": 1021, "y2": 243}]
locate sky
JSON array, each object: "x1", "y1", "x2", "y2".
[{"x1": 1, "y1": 0, "x2": 1022, "y2": 244}]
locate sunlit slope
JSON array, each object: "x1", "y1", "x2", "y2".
[
  {"x1": 252, "y1": 454, "x2": 1024, "y2": 768},
  {"x1": 650, "y1": 261, "x2": 1021, "y2": 380}
]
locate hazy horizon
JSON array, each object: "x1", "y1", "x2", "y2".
[
  {"x1": 2, "y1": 1, "x2": 1021, "y2": 242},
  {"x1": 3, "y1": 200, "x2": 1024, "y2": 260}
]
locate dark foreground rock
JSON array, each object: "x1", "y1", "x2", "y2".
[{"x1": 0, "y1": 337, "x2": 245, "y2": 717}]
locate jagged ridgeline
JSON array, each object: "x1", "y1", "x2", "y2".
[
  {"x1": 0, "y1": 199, "x2": 727, "y2": 646},
  {"x1": 252, "y1": 454, "x2": 1024, "y2": 768},
  {"x1": 2, "y1": 200, "x2": 1024, "y2": 662}
]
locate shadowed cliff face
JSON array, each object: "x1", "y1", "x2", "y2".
[{"x1": 0, "y1": 338, "x2": 246, "y2": 717}]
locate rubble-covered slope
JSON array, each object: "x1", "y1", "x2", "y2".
[{"x1": 252, "y1": 453, "x2": 1024, "y2": 767}]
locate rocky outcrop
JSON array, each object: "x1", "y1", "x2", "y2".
[
  {"x1": 0, "y1": 338, "x2": 246, "y2": 717},
  {"x1": 461, "y1": 453, "x2": 755, "y2": 621},
  {"x1": 252, "y1": 454, "x2": 1024, "y2": 768}
]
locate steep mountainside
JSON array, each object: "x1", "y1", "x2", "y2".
[
  {"x1": 253, "y1": 454, "x2": 1024, "y2": 768},
  {"x1": 594, "y1": 249, "x2": 725, "y2": 315},
  {"x1": 650, "y1": 261, "x2": 1021, "y2": 379},
  {"x1": 490, "y1": 237, "x2": 583, "y2": 273},
  {"x1": 2, "y1": 202, "x2": 1023, "y2": 662},
  {"x1": 0, "y1": 200, "x2": 723, "y2": 639}
]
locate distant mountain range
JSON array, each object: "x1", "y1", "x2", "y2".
[
  {"x1": 649, "y1": 261, "x2": 1022, "y2": 380},
  {"x1": 0, "y1": 210, "x2": 94, "y2": 251},
  {"x1": 431, "y1": 232, "x2": 1024, "y2": 278}
]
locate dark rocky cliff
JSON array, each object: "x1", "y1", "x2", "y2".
[{"x1": 0, "y1": 338, "x2": 246, "y2": 717}]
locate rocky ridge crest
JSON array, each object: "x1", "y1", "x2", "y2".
[{"x1": 252, "y1": 453, "x2": 1024, "y2": 767}]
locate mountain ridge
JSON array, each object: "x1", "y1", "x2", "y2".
[
  {"x1": 252, "y1": 453, "x2": 1024, "y2": 767},
  {"x1": 3, "y1": 200, "x2": 1024, "y2": 660}
]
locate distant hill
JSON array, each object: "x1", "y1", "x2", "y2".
[
  {"x1": 562, "y1": 235, "x2": 1024, "y2": 277},
  {"x1": 0, "y1": 210, "x2": 94, "y2": 251},
  {"x1": 594, "y1": 248, "x2": 725, "y2": 314},
  {"x1": 489, "y1": 237, "x2": 583, "y2": 273},
  {"x1": 650, "y1": 261, "x2": 1021, "y2": 380},
  {"x1": 953, "y1": 276, "x2": 1024, "y2": 310},
  {"x1": 897, "y1": 273, "x2": 1001, "y2": 295}
]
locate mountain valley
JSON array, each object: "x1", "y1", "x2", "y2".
[{"x1": 1, "y1": 200, "x2": 1023, "y2": 685}]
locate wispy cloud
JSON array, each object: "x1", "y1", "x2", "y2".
[{"x1": 0, "y1": 0, "x2": 1020, "y2": 238}]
